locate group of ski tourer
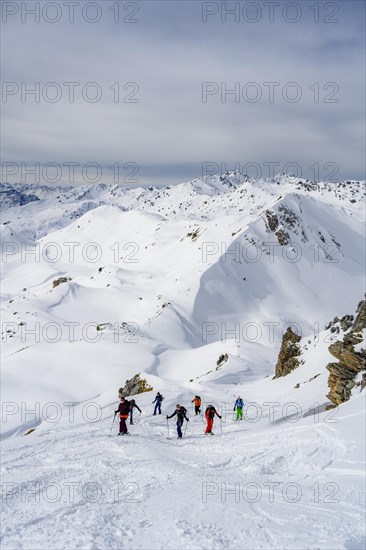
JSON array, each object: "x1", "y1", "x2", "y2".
[{"x1": 114, "y1": 390, "x2": 245, "y2": 438}]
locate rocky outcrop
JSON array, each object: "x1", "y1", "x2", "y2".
[
  {"x1": 217, "y1": 353, "x2": 228, "y2": 367},
  {"x1": 264, "y1": 210, "x2": 279, "y2": 232},
  {"x1": 273, "y1": 327, "x2": 301, "y2": 378},
  {"x1": 187, "y1": 228, "x2": 200, "y2": 242},
  {"x1": 353, "y1": 297, "x2": 366, "y2": 333},
  {"x1": 324, "y1": 314, "x2": 354, "y2": 334},
  {"x1": 264, "y1": 209, "x2": 291, "y2": 246},
  {"x1": 326, "y1": 298, "x2": 366, "y2": 406},
  {"x1": 119, "y1": 374, "x2": 153, "y2": 397},
  {"x1": 53, "y1": 277, "x2": 71, "y2": 288},
  {"x1": 275, "y1": 228, "x2": 290, "y2": 246}
]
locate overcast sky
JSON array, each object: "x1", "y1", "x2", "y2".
[{"x1": 1, "y1": 0, "x2": 365, "y2": 186}]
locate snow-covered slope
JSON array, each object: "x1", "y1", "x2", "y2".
[
  {"x1": 1, "y1": 340, "x2": 365, "y2": 549},
  {"x1": 1, "y1": 174, "x2": 365, "y2": 549}
]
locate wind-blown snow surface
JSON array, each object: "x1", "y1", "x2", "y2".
[{"x1": 1, "y1": 175, "x2": 365, "y2": 549}]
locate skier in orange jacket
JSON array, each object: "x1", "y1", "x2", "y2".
[{"x1": 191, "y1": 395, "x2": 201, "y2": 415}]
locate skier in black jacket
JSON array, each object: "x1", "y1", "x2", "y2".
[
  {"x1": 167, "y1": 404, "x2": 189, "y2": 439},
  {"x1": 115, "y1": 397, "x2": 131, "y2": 435},
  {"x1": 129, "y1": 399, "x2": 142, "y2": 425}
]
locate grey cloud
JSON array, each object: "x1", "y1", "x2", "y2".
[{"x1": 1, "y1": 0, "x2": 365, "y2": 184}]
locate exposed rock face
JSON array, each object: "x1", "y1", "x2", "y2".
[
  {"x1": 52, "y1": 277, "x2": 71, "y2": 288},
  {"x1": 275, "y1": 228, "x2": 290, "y2": 246},
  {"x1": 324, "y1": 314, "x2": 354, "y2": 334},
  {"x1": 264, "y1": 210, "x2": 279, "y2": 232},
  {"x1": 340, "y1": 315, "x2": 355, "y2": 332},
  {"x1": 264, "y1": 208, "x2": 292, "y2": 246},
  {"x1": 326, "y1": 298, "x2": 366, "y2": 406},
  {"x1": 217, "y1": 353, "x2": 229, "y2": 367},
  {"x1": 119, "y1": 374, "x2": 153, "y2": 397},
  {"x1": 273, "y1": 327, "x2": 301, "y2": 378},
  {"x1": 328, "y1": 339, "x2": 364, "y2": 372},
  {"x1": 353, "y1": 298, "x2": 366, "y2": 333},
  {"x1": 187, "y1": 228, "x2": 200, "y2": 242}
]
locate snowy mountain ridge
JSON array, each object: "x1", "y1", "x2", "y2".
[
  {"x1": 1, "y1": 173, "x2": 364, "y2": 405},
  {"x1": 1, "y1": 174, "x2": 365, "y2": 549},
  {"x1": 0, "y1": 174, "x2": 364, "y2": 239}
]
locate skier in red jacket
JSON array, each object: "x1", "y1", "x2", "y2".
[
  {"x1": 205, "y1": 405, "x2": 221, "y2": 435},
  {"x1": 115, "y1": 397, "x2": 131, "y2": 435}
]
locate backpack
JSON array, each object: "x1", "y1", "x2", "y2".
[
  {"x1": 236, "y1": 398, "x2": 244, "y2": 408},
  {"x1": 180, "y1": 406, "x2": 187, "y2": 415},
  {"x1": 119, "y1": 400, "x2": 130, "y2": 417},
  {"x1": 205, "y1": 406, "x2": 215, "y2": 419}
]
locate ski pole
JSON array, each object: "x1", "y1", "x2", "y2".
[
  {"x1": 166, "y1": 417, "x2": 170, "y2": 438},
  {"x1": 109, "y1": 413, "x2": 117, "y2": 436},
  {"x1": 183, "y1": 420, "x2": 189, "y2": 437}
]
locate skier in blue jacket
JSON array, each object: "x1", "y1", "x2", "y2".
[
  {"x1": 234, "y1": 396, "x2": 244, "y2": 421},
  {"x1": 152, "y1": 392, "x2": 164, "y2": 415}
]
